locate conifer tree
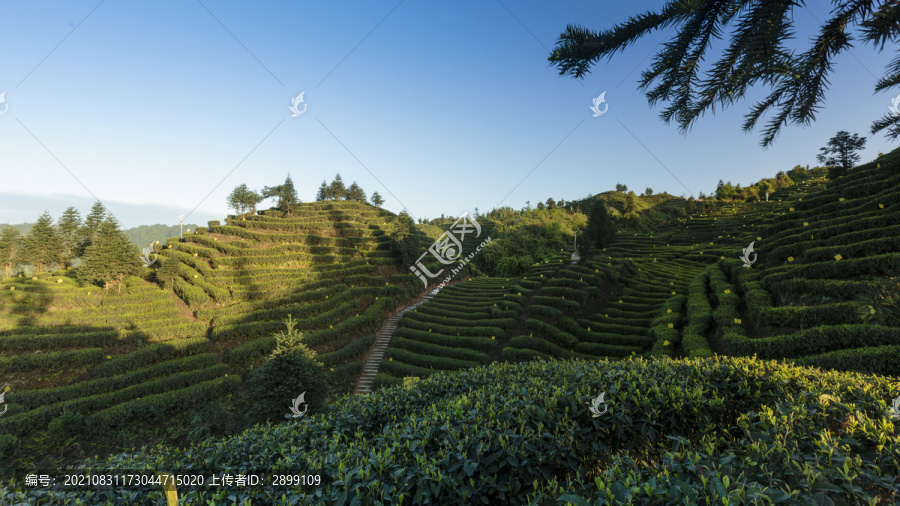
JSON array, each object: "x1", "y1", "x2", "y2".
[
  {"x1": 583, "y1": 199, "x2": 616, "y2": 258},
  {"x1": 78, "y1": 215, "x2": 142, "y2": 293},
  {"x1": 239, "y1": 315, "x2": 329, "y2": 427},
  {"x1": 347, "y1": 181, "x2": 366, "y2": 202},
  {"x1": 316, "y1": 181, "x2": 330, "y2": 201},
  {"x1": 548, "y1": 1, "x2": 900, "y2": 146},
  {"x1": 329, "y1": 174, "x2": 346, "y2": 200},
  {"x1": 23, "y1": 211, "x2": 62, "y2": 273},
  {"x1": 816, "y1": 131, "x2": 867, "y2": 179},
  {"x1": 0, "y1": 226, "x2": 22, "y2": 278},
  {"x1": 371, "y1": 192, "x2": 384, "y2": 208},
  {"x1": 280, "y1": 174, "x2": 300, "y2": 215},
  {"x1": 78, "y1": 201, "x2": 106, "y2": 257},
  {"x1": 262, "y1": 175, "x2": 300, "y2": 215},
  {"x1": 58, "y1": 206, "x2": 82, "y2": 270}
]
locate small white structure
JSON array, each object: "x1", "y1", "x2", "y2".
[{"x1": 571, "y1": 251, "x2": 581, "y2": 264}]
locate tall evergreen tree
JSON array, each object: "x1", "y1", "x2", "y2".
[
  {"x1": 347, "y1": 181, "x2": 366, "y2": 202},
  {"x1": 371, "y1": 192, "x2": 384, "y2": 208},
  {"x1": 240, "y1": 315, "x2": 329, "y2": 427},
  {"x1": 78, "y1": 215, "x2": 142, "y2": 293},
  {"x1": 0, "y1": 226, "x2": 22, "y2": 278},
  {"x1": 57, "y1": 206, "x2": 82, "y2": 270},
  {"x1": 583, "y1": 199, "x2": 616, "y2": 257},
  {"x1": 280, "y1": 174, "x2": 300, "y2": 215},
  {"x1": 262, "y1": 175, "x2": 300, "y2": 215},
  {"x1": 548, "y1": 1, "x2": 900, "y2": 146},
  {"x1": 329, "y1": 174, "x2": 346, "y2": 200},
  {"x1": 78, "y1": 201, "x2": 106, "y2": 257},
  {"x1": 316, "y1": 181, "x2": 330, "y2": 201},
  {"x1": 23, "y1": 211, "x2": 62, "y2": 273},
  {"x1": 816, "y1": 131, "x2": 867, "y2": 179}
]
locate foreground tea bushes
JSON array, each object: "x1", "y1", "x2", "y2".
[{"x1": 22, "y1": 355, "x2": 899, "y2": 504}]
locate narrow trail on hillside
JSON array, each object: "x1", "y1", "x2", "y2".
[{"x1": 353, "y1": 277, "x2": 471, "y2": 396}]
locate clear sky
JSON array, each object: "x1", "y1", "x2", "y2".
[{"x1": 1, "y1": 1, "x2": 896, "y2": 229}]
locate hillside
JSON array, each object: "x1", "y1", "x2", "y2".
[
  {"x1": 2, "y1": 150, "x2": 900, "y2": 503},
  {"x1": 0, "y1": 200, "x2": 473, "y2": 474}
]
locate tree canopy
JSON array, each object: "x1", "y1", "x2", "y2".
[
  {"x1": 346, "y1": 181, "x2": 366, "y2": 202},
  {"x1": 78, "y1": 201, "x2": 106, "y2": 257},
  {"x1": 329, "y1": 174, "x2": 347, "y2": 200},
  {"x1": 227, "y1": 184, "x2": 263, "y2": 216},
  {"x1": 817, "y1": 131, "x2": 868, "y2": 178},
  {"x1": 262, "y1": 175, "x2": 300, "y2": 216},
  {"x1": 78, "y1": 215, "x2": 142, "y2": 293},
  {"x1": 58, "y1": 206, "x2": 82, "y2": 270},
  {"x1": 22, "y1": 211, "x2": 61, "y2": 273},
  {"x1": 548, "y1": 1, "x2": 900, "y2": 146}
]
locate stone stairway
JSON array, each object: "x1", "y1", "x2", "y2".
[{"x1": 353, "y1": 286, "x2": 443, "y2": 396}]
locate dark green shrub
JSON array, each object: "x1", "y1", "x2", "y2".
[
  {"x1": 183, "y1": 397, "x2": 241, "y2": 445},
  {"x1": 48, "y1": 409, "x2": 86, "y2": 438}
]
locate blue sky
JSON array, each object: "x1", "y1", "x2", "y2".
[{"x1": 1, "y1": 1, "x2": 896, "y2": 229}]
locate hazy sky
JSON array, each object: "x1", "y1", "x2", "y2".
[{"x1": 1, "y1": 1, "x2": 896, "y2": 228}]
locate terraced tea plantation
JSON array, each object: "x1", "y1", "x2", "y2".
[
  {"x1": 0, "y1": 272, "x2": 222, "y2": 444},
  {"x1": 3, "y1": 151, "x2": 900, "y2": 503},
  {"x1": 0, "y1": 201, "x2": 438, "y2": 473},
  {"x1": 173, "y1": 202, "x2": 426, "y2": 389}
]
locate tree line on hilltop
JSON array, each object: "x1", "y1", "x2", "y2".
[{"x1": 226, "y1": 174, "x2": 385, "y2": 218}]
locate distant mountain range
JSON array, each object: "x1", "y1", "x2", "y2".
[{"x1": 5, "y1": 223, "x2": 202, "y2": 248}]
